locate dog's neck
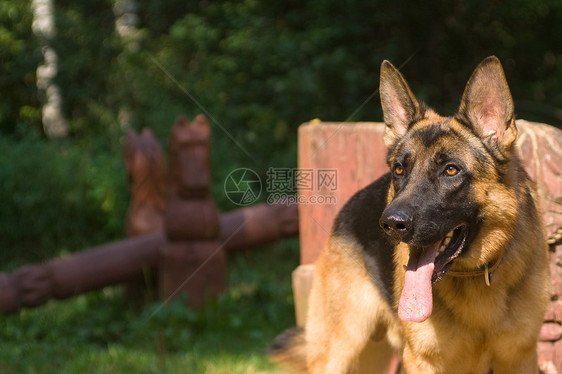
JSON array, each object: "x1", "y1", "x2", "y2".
[{"x1": 447, "y1": 253, "x2": 504, "y2": 286}]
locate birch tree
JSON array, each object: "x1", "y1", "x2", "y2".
[
  {"x1": 31, "y1": 0, "x2": 69, "y2": 138},
  {"x1": 113, "y1": 0, "x2": 139, "y2": 130}
]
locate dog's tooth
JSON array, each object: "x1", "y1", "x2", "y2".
[
  {"x1": 446, "y1": 230, "x2": 454, "y2": 238},
  {"x1": 438, "y1": 234, "x2": 452, "y2": 254}
]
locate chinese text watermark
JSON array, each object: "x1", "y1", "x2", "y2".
[{"x1": 224, "y1": 167, "x2": 338, "y2": 206}]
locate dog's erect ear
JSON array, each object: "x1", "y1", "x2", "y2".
[
  {"x1": 458, "y1": 56, "x2": 517, "y2": 149},
  {"x1": 380, "y1": 60, "x2": 425, "y2": 148}
]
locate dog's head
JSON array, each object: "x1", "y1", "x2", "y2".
[{"x1": 378, "y1": 56, "x2": 519, "y2": 322}]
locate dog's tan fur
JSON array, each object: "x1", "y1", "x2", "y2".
[{"x1": 270, "y1": 57, "x2": 550, "y2": 373}]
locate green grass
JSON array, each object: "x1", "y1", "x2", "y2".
[{"x1": 0, "y1": 239, "x2": 299, "y2": 373}]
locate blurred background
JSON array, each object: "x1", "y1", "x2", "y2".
[{"x1": 1, "y1": 1, "x2": 561, "y2": 372}]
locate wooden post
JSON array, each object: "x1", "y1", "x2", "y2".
[
  {"x1": 122, "y1": 127, "x2": 167, "y2": 305},
  {"x1": 159, "y1": 115, "x2": 226, "y2": 307},
  {"x1": 294, "y1": 121, "x2": 389, "y2": 325},
  {"x1": 123, "y1": 128, "x2": 166, "y2": 237}
]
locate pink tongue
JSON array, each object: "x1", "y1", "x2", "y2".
[{"x1": 398, "y1": 244, "x2": 439, "y2": 323}]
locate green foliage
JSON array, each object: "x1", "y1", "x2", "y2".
[
  {"x1": 0, "y1": 1, "x2": 42, "y2": 135},
  {"x1": 125, "y1": 0, "x2": 393, "y2": 167},
  {"x1": 0, "y1": 135, "x2": 127, "y2": 263},
  {"x1": 386, "y1": 0, "x2": 562, "y2": 119},
  {"x1": 3, "y1": 0, "x2": 562, "y2": 144},
  {"x1": 54, "y1": 0, "x2": 122, "y2": 137}
]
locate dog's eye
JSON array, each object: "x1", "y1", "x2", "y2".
[
  {"x1": 444, "y1": 165, "x2": 460, "y2": 176},
  {"x1": 394, "y1": 165, "x2": 404, "y2": 176}
]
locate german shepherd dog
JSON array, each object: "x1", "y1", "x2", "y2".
[{"x1": 269, "y1": 56, "x2": 550, "y2": 373}]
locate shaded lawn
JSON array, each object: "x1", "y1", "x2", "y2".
[{"x1": 0, "y1": 239, "x2": 298, "y2": 373}]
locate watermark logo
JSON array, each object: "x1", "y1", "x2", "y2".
[
  {"x1": 265, "y1": 167, "x2": 338, "y2": 193},
  {"x1": 224, "y1": 167, "x2": 338, "y2": 206},
  {"x1": 224, "y1": 168, "x2": 262, "y2": 206}
]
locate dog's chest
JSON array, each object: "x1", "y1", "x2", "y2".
[{"x1": 403, "y1": 318, "x2": 493, "y2": 373}]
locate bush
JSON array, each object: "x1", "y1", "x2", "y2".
[
  {"x1": 0, "y1": 1, "x2": 42, "y2": 135},
  {"x1": 0, "y1": 135, "x2": 127, "y2": 263}
]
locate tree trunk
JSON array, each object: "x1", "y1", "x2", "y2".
[
  {"x1": 31, "y1": 0, "x2": 69, "y2": 139},
  {"x1": 113, "y1": 0, "x2": 139, "y2": 130}
]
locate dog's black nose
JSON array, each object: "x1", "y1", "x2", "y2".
[{"x1": 380, "y1": 210, "x2": 413, "y2": 241}]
